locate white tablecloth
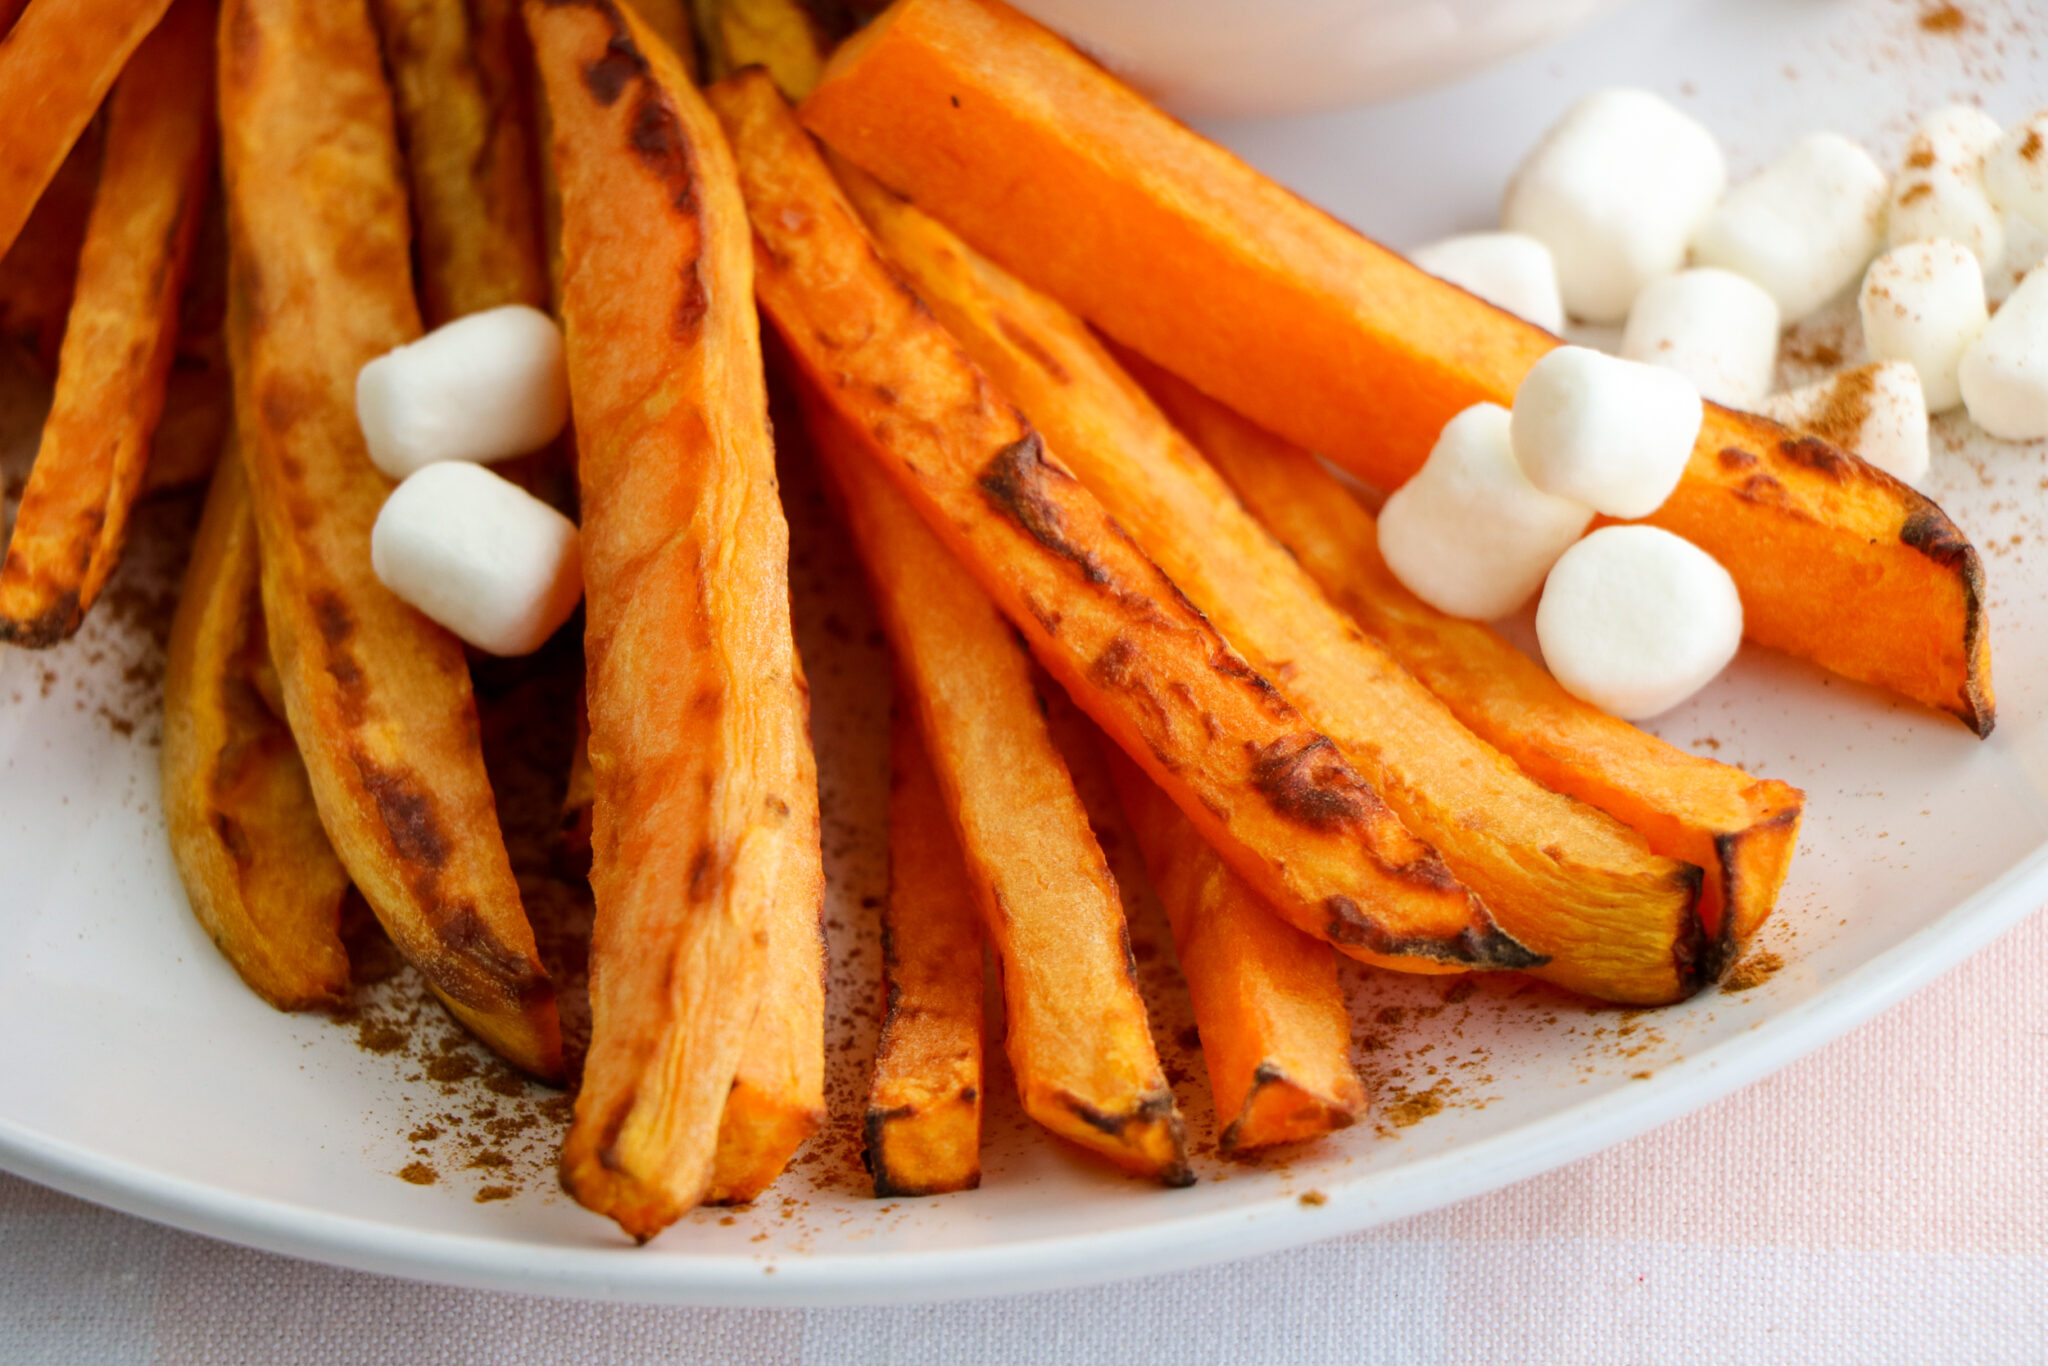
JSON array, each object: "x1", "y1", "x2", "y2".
[{"x1": 7, "y1": 906, "x2": 2043, "y2": 1366}]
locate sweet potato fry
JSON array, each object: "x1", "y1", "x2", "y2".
[
  {"x1": 162, "y1": 447, "x2": 351, "y2": 1011},
  {"x1": 624, "y1": 0, "x2": 695, "y2": 74},
  {"x1": 1087, "y1": 731, "x2": 1365, "y2": 1152},
  {"x1": 0, "y1": 0, "x2": 174, "y2": 261},
  {"x1": 0, "y1": 0, "x2": 212, "y2": 646},
  {"x1": 0, "y1": 124, "x2": 97, "y2": 376},
  {"x1": 530, "y1": 0, "x2": 822, "y2": 1238},
  {"x1": 839, "y1": 171, "x2": 1703, "y2": 1003},
  {"x1": 713, "y1": 70, "x2": 1530, "y2": 981},
  {"x1": 1136, "y1": 358, "x2": 1807, "y2": 968},
  {"x1": 864, "y1": 695, "x2": 985, "y2": 1197},
  {"x1": 140, "y1": 181, "x2": 231, "y2": 499},
  {"x1": 801, "y1": 0, "x2": 1993, "y2": 735},
  {"x1": 372, "y1": 0, "x2": 547, "y2": 326},
  {"x1": 1, "y1": 0, "x2": 27, "y2": 33},
  {"x1": 692, "y1": 0, "x2": 829, "y2": 96},
  {"x1": 220, "y1": 0, "x2": 560, "y2": 1077},
  {"x1": 797, "y1": 375, "x2": 1185, "y2": 1183}
]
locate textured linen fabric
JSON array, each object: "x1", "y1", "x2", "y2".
[{"x1": 5, "y1": 906, "x2": 2044, "y2": 1366}]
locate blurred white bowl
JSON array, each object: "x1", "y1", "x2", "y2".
[{"x1": 1010, "y1": 0, "x2": 1631, "y2": 118}]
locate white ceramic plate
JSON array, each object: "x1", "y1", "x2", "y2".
[{"x1": 4, "y1": 0, "x2": 2046, "y2": 1309}]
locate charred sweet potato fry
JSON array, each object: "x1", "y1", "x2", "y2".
[
  {"x1": 864, "y1": 696, "x2": 985, "y2": 1197},
  {"x1": 1137, "y1": 358, "x2": 1806, "y2": 969},
  {"x1": 801, "y1": 0, "x2": 1992, "y2": 735},
  {"x1": 625, "y1": 0, "x2": 695, "y2": 73},
  {"x1": 1092, "y1": 738, "x2": 1364, "y2": 1152},
  {"x1": 162, "y1": 448, "x2": 351, "y2": 1011},
  {"x1": 799, "y1": 375, "x2": 1186, "y2": 1184},
  {"x1": 0, "y1": 0, "x2": 213, "y2": 647},
  {"x1": 372, "y1": 0, "x2": 547, "y2": 326},
  {"x1": 531, "y1": 0, "x2": 822, "y2": 1239},
  {"x1": 220, "y1": 0, "x2": 560, "y2": 1077},
  {"x1": 839, "y1": 172, "x2": 1701, "y2": 1003},
  {"x1": 0, "y1": 0, "x2": 174, "y2": 261},
  {"x1": 0, "y1": 125, "x2": 98, "y2": 376},
  {"x1": 713, "y1": 70, "x2": 1529, "y2": 980}
]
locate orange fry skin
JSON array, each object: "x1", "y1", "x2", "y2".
[
  {"x1": 835, "y1": 163, "x2": 1708, "y2": 1005},
  {"x1": 800, "y1": 0, "x2": 1992, "y2": 735},
  {"x1": 799, "y1": 377, "x2": 1186, "y2": 1185},
  {"x1": 371, "y1": 0, "x2": 547, "y2": 325},
  {"x1": 0, "y1": 124, "x2": 98, "y2": 376},
  {"x1": 1137, "y1": 359, "x2": 1807, "y2": 969},
  {"x1": 865, "y1": 697, "x2": 985, "y2": 1198},
  {"x1": 711, "y1": 69, "x2": 1531, "y2": 979},
  {"x1": 220, "y1": 0, "x2": 560, "y2": 1078},
  {"x1": 162, "y1": 448, "x2": 351, "y2": 1011},
  {"x1": 1094, "y1": 741, "x2": 1364, "y2": 1152},
  {"x1": 0, "y1": 0, "x2": 214, "y2": 646},
  {"x1": 531, "y1": 0, "x2": 822, "y2": 1239},
  {"x1": 0, "y1": 0, "x2": 175, "y2": 261}
]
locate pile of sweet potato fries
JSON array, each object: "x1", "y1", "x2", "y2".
[{"x1": 0, "y1": 0, "x2": 1993, "y2": 1242}]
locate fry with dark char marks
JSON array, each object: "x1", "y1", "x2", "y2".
[
  {"x1": 372, "y1": 0, "x2": 547, "y2": 326},
  {"x1": 0, "y1": 0, "x2": 213, "y2": 647},
  {"x1": 864, "y1": 694, "x2": 985, "y2": 1197},
  {"x1": 1089, "y1": 729, "x2": 1365, "y2": 1152},
  {"x1": 530, "y1": 0, "x2": 822, "y2": 1239},
  {"x1": 0, "y1": 0, "x2": 174, "y2": 260},
  {"x1": 711, "y1": 69, "x2": 1529, "y2": 979},
  {"x1": 837, "y1": 162, "x2": 1709, "y2": 1004},
  {"x1": 162, "y1": 447, "x2": 351, "y2": 1011},
  {"x1": 801, "y1": 0, "x2": 1992, "y2": 735},
  {"x1": 220, "y1": 0, "x2": 561, "y2": 1078},
  {"x1": 1134, "y1": 357, "x2": 1806, "y2": 973},
  {"x1": 797, "y1": 374, "x2": 1187, "y2": 1185}
]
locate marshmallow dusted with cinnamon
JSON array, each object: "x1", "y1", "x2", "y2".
[
  {"x1": 1758, "y1": 362, "x2": 1930, "y2": 485},
  {"x1": 1509, "y1": 346, "x2": 1704, "y2": 519},
  {"x1": 1377, "y1": 403, "x2": 1593, "y2": 621},
  {"x1": 1959, "y1": 262, "x2": 2048, "y2": 441},
  {"x1": 371, "y1": 461, "x2": 583, "y2": 657},
  {"x1": 1691, "y1": 132, "x2": 1890, "y2": 323},
  {"x1": 1620, "y1": 267, "x2": 1781, "y2": 408},
  {"x1": 1888, "y1": 105, "x2": 2006, "y2": 276},
  {"x1": 1985, "y1": 111, "x2": 2048, "y2": 232},
  {"x1": 1502, "y1": 89, "x2": 1727, "y2": 324},
  {"x1": 1535, "y1": 525, "x2": 1744, "y2": 721},
  {"x1": 1858, "y1": 239, "x2": 1988, "y2": 412},
  {"x1": 1409, "y1": 232, "x2": 1566, "y2": 333}
]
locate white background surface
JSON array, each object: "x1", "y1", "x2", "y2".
[{"x1": 5, "y1": 0, "x2": 2048, "y2": 1355}]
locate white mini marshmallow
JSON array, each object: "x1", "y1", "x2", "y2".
[
  {"x1": 1502, "y1": 89, "x2": 1727, "y2": 325},
  {"x1": 1409, "y1": 232, "x2": 1566, "y2": 333},
  {"x1": 1985, "y1": 111, "x2": 2048, "y2": 231},
  {"x1": 371, "y1": 461, "x2": 583, "y2": 656},
  {"x1": 1535, "y1": 525, "x2": 1744, "y2": 721},
  {"x1": 1620, "y1": 267, "x2": 1781, "y2": 408},
  {"x1": 1509, "y1": 346, "x2": 1704, "y2": 519},
  {"x1": 1959, "y1": 262, "x2": 2048, "y2": 440},
  {"x1": 356, "y1": 304, "x2": 570, "y2": 480},
  {"x1": 1377, "y1": 403, "x2": 1593, "y2": 621},
  {"x1": 1690, "y1": 132, "x2": 1889, "y2": 323},
  {"x1": 1888, "y1": 105, "x2": 2006, "y2": 276},
  {"x1": 1758, "y1": 361, "x2": 1931, "y2": 485},
  {"x1": 1858, "y1": 239, "x2": 1988, "y2": 412}
]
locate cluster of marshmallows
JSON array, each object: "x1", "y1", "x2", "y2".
[
  {"x1": 1390, "y1": 89, "x2": 2048, "y2": 721},
  {"x1": 356, "y1": 305, "x2": 582, "y2": 656},
  {"x1": 1379, "y1": 349, "x2": 1739, "y2": 720}
]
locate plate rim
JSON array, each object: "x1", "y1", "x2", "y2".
[{"x1": 6, "y1": 836, "x2": 2045, "y2": 1308}]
